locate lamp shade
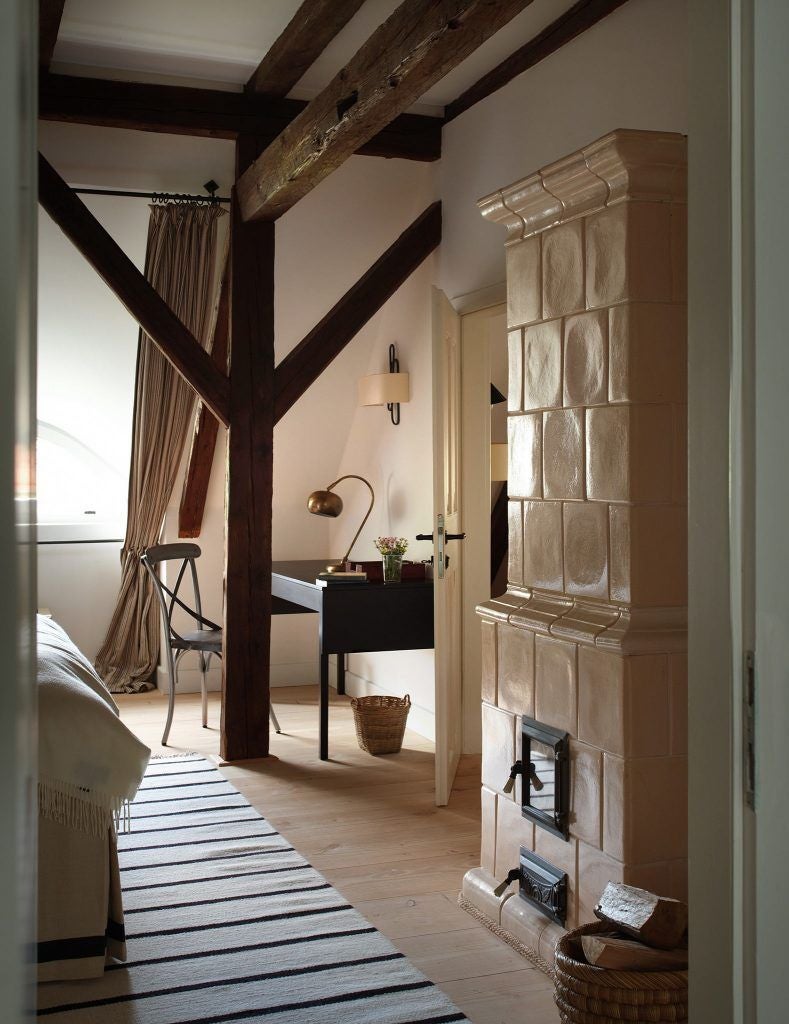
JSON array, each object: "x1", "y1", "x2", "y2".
[
  {"x1": 306, "y1": 475, "x2": 375, "y2": 573},
  {"x1": 307, "y1": 489, "x2": 343, "y2": 517},
  {"x1": 358, "y1": 372, "x2": 410, "y2": 407},
  {"x1": 490, "y1": 443, "x2": 508, "y2": 482}
]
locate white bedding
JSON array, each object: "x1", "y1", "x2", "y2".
[{"x1": 37, "y1": 615, "x2": 150, "y2": 837}]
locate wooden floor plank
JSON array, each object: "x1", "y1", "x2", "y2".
[{"x1": 117, "y1": 686, "x2": 558, "y2": 1024}]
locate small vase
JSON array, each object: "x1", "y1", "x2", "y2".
[{"x1": 382, "y1": 553, "x2": 403, "y2": 583}]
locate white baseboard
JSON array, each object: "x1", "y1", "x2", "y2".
[
  {"x1": 156, "y1": 661, "x2": 319, "y2": 693},
  {"x1": 342, "y1": 670, "x2": 435, "y2": 742}
]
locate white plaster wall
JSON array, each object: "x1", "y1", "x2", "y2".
[
  {"x1": 37, "y1": 185, "x2": 147, "y2": 657},
  {"x1": 437, "y1": 0, "x2": 688, "y2": 302},
  {"x1": 328, "y1": 257, "x2": 436, "y2": 739},
  {"x1": 162, "y1": 152, "x2": 438, "y2": 702},
  {"x1": 37, "y1": 121, "x2": 437, "y2": 707},
  {"x1": 37, "y1": 125, "x2": 235, "y2": 661},
  {"x1": 37, "y1": 0, "x2": 688, "y2": 726}
]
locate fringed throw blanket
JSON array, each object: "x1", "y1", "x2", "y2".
[
  {"x1": 37, "y1": 616, "x2": 150, "y2": 837},
  {"x1": 37, "y1": 616, "x2": 150, "y2": 981}
]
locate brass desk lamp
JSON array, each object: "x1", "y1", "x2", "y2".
[{"x1": 307, "y1": 474, "x2": 375, "y2": 574}]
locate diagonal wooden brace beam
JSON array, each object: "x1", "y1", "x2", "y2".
[
  {"x1": 274, "y1": 201, "x2": 441, "y2": 422},
  {"x1": 178, "y1": 259, "x2": 230, "y2": 538},
  {"x1": 236, "y1": 0, "x2": 534, "y2": 222},
  {"x1": 246, "y1": 0, "x2": 366, "y2": 97},
  {"x1": 39, "y1": 0, "x2": 66, "y2": 69},
  {"x1": 38, "y1": 153, "x2": 230, "y2": 427},
  {"x1": 178, "y1": 201, "x2": 442, "y2": 538}
]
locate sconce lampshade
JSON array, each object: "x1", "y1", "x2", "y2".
[
  {"x1": 490, "y1": 443, "x2": 508, "y2": 482},
  {"x1": 358, "y1": 372, "x2": 410, "y2": 407}
]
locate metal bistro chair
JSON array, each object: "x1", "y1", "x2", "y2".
[{"x1": 142, "y1": 543, "x2": 281, "y2": 746}]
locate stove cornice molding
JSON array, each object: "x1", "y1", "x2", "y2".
[
  {"x1": 478, "y1": 129, "x2": 687, "y2": 243},
  {"x1": 477, "y1": 591, "x2": 687, "y2": 655}
]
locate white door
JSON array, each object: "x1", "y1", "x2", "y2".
[{"x1": 431, "y1": 288, "x2": 463, "y2": 806}]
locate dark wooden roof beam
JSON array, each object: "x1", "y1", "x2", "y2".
[
  {"x1": 236, "y1": 0, "x2": 536, "y2": 222},
  {"x1": 445, "y1": 0, "x2": 630, "y2": 122},
  {"x1": 246, "y1": 0, "x2": 366, "y2": 97},
  {"x1": 39, "y1": 0, "x2": 66, "y2": 70},
  {"x1": 37, "y1": 153, "x2": 230, "y2": 426},
  {"x1": 178, "y1": 259, "x2": 230, "y2": 538},
  {"x1": 38, "y1": 72, "x2": 442, "y2": 162}
]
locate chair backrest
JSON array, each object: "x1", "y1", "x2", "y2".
[{"x1": 141, "y1": 543, "x2": 219, "y2": 644}]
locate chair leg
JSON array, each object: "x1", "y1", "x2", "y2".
[
  {"x1": 200, "y1": 652, "x2": 209, "y2": 728},
  {"x1": 270, "y1": 702, "x2": 282, "y2": 735},
  {"x1": 161, "y1": 645, "x2": 179, "y2": 747}
]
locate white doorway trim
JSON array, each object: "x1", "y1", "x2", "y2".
[
  {"x1": 0, "y1": 0, "x2": 37, "y2": 1019},
  {"x1": 688, "y1": 0, "x2": 758, "y2": 1019},
  {"x1": 457, "y1": 295, "x2": 506, "y2": 755}
]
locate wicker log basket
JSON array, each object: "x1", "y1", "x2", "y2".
[
  {"x1": 554, "y1": 922, "x2": 688, "y2": 1024},
  {"x1": 350, "y1": 693, "x2": 411, "y2": 754}
]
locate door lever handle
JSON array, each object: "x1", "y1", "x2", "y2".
[
  {"x1": 445, "y1": 532, "x2": 466, "y2": 541},
  {"x1": 415, "y1": 533, "x2": 433, "y2": 541}
]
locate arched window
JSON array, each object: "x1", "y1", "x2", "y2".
[{"x1": 36, "y1": 421, "x2": 126, "y2": 542}]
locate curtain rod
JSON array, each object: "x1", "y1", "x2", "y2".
[{"x1": 72, "y1": 186, "x2": 231, "y2": 205}]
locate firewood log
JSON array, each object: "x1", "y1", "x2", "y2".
[
  {"x1": 582, "y1": 933, "x2": 689, "y2": 971},
  {"x1": 593, "y1": 882, "x2": 688, "y2": 950}
]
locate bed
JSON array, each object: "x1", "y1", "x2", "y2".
[{"x1": 37, "y1": 615, "x2": 150, "y2": 981}]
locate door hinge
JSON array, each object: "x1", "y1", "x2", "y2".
[{"x1": 745, "y1": 650, "x2": 756, "y2": 809}]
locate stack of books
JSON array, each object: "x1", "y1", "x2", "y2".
[{"x1": 315, "y1": 570, "x2": 368, "y2": 587}]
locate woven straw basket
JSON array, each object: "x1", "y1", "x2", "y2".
[
  {"x1": 554, "y1": 922, "x2": 688, "y2": 1024},
  {"x1": 350, "y1": 694, "x2": 411, "y2": 754}
]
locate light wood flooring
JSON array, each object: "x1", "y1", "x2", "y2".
[{"x1": 117, "y1": 685, "x2": 559, "y2": 1024}]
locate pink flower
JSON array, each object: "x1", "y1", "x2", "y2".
[{"x1": 374, "y1": 536, "x2": 408, "y2": 557}]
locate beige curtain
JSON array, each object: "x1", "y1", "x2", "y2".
[{"x1": 95, "y1": 202, "x2": 225, "y2": 693}]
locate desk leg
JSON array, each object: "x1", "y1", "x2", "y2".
[
  {"x1": 320, "y1": 652, "x2": 329, "y2": 761},
  {"x1": 336, "y1": 654, "x2": 346, "y2": 696}
]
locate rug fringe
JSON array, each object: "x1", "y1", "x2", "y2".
[{"x1": 457, "y1": 892, "x2": 554, "y2": 979}]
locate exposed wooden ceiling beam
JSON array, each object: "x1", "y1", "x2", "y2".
[
  {"x1": 274, "y1": 201, "x2": 441, "y2": 422},
  {"x1": 236, "y1": 0, "x2": 534, "y2": 222},
  {"x1": 178, "y1": 260, "x2": 230, "y2": 538},
  {"x1": 246, "y1": 0, "x2": 366, "y2": 97},
  {"x1": 38, "y1": 153, "x2": 230, "y2": 426},
  {"x1": 445, "y1": 0, "x2": 630, "y2": 122},
  {"x1": 39, "y1": 0, "x2": 66, "y2": 70},
  {"x1": 38, "y1": 73, "x2": 442, "y2": 162}
]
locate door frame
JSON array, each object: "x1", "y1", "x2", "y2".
[
  {"x1": 687, "y1": 0, "x2": 759, "y2": 1018},
  {"x1": 457, "y1": 290, "x2": 506, "y2": 756},
  {"x1": 0, "y1": 0, "x2": 37, "y2": 1019}
]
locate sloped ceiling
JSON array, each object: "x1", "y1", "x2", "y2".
[{"x1": 52, "y1": 0, "x2": 575, "y2": 114}]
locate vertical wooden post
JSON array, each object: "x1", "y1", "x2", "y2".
[{"x1": 220, "y1": 137, "x2": 274, "y2": 761}]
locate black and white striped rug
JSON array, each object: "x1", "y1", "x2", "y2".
[{"x1": 38, "y1": 755, "x2": 469, "y2": 1024}]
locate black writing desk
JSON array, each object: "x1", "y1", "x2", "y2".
[{"x1": 271, "y1": 559, "x2": 434, "y2": 760}]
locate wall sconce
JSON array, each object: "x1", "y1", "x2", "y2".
[
  {"x1": 490, "y1": 443, "x2": 508, "y2": 482},
  {"x1": 358, "y1": 343, "x2": 409, "y2": 425},
  {"x1": 307, "y1": 474, "x2": 375, "y2": 574}
]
